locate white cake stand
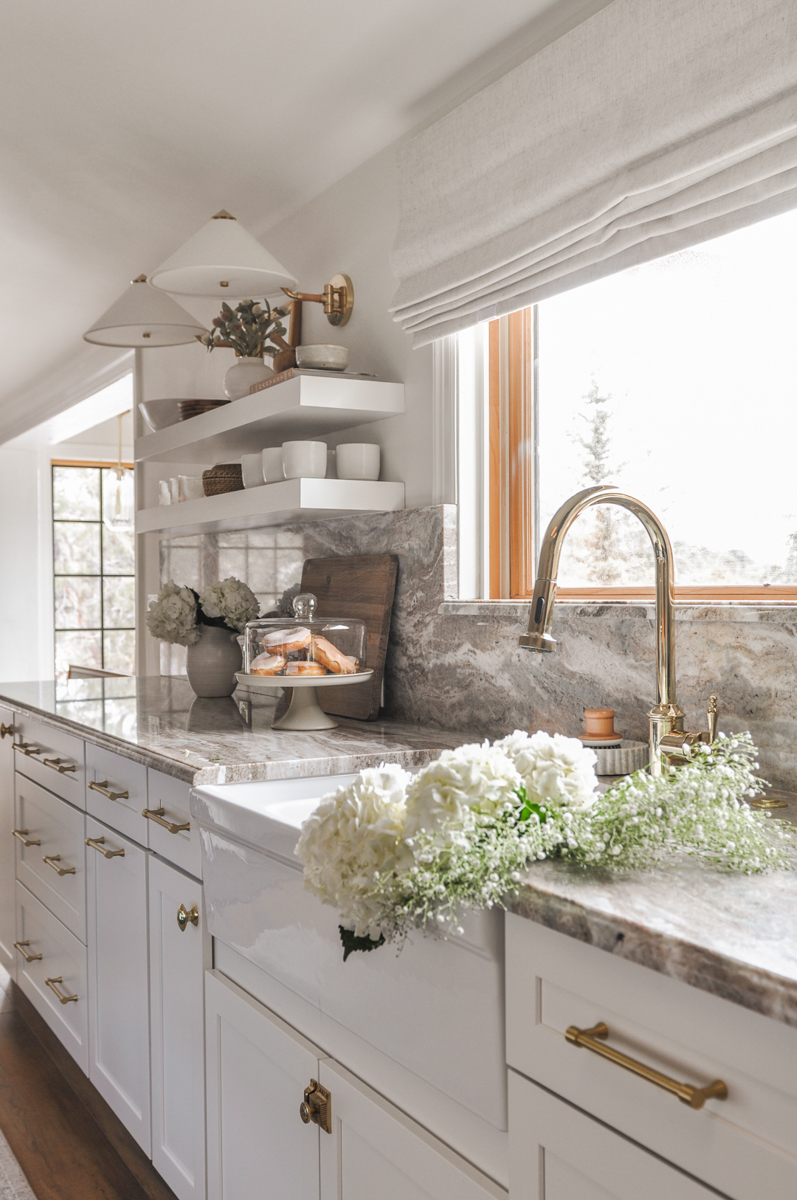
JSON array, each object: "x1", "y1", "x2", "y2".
[{"x1": 234, "y1": 670, "x2": 374, "y2": 730}]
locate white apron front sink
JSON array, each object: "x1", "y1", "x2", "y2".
[{"x1": 191, "y1": 774, "x2": 507, "y2": 1131}]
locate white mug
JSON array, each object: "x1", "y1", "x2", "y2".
[
  {"x1": 262, "y1": 446, "x2": 285, "y2": 483},
  {"x1": 282, "y1": 441, "x2": 327, "y2": 480},
  {"x1": 336, "y1": 443, "x2": 380, "y2": 481},
  {"x1": 241, "y1": 452, "x2": 265, "y2": 489}
]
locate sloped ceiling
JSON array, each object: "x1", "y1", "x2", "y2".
[{"x1": 0, "y1": 0, "x2": 598, "y2": 436}]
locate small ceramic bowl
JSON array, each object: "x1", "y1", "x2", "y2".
[
  {"x1": 295, "y1": 344, "x2": 349, "y2": 372},
  {"x1": 139, "y1": 399, "x2": 183, "y2": 431}
]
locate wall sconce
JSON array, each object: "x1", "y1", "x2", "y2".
[
  {"x1": 83, "y1": 276, "x2": 207, "y2": 347},
  {"x1": 282, "y1": 274, "x2": 354, "y2": 327},
  {"x1": 149, "y1": 210, "x2": 297, "y2": 300}
]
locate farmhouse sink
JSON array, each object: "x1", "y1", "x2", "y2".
[{"x1": 191, "y1": 774, "x2": 507, "y2": 1129}]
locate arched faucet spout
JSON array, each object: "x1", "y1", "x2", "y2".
[{"x1": 518, "y1": 486, "x2": 682, "y2": 776}]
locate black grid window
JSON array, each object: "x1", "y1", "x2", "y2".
[{"x1": 52, "y1": 464, "x2": 135, "y2": 680}]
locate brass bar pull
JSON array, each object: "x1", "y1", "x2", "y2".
[
  {"x1": 565, "y1": 1023, "x2": 728, "y2": 1110},
  {"x1": 88, "y1": 780, "x2": 129, "y2": 802},
  {"x1": 45, "y1": 977, "x2": 78, "y2": 1005},
  {"x1": 43, "y1": 757, "x2": 77, "y2": 775},
  {"x1": 143, "y1": 807, "x2": 190, "y2": 835},
  {"x1": 12, "y1": 829, "x2": 40, "y2": 847},
  {"x1": 85, "y1": 836, "x2": 124, "y2": 859},
  {"x1": 177, "y1": 903, "x2": 199, "y2": 932},
  {"x1": 0, "y1": 723, "x2": 14, "y2": 738},
  {"x1": 14, "y1": 940, "x2": 41, "y2": 963},
  {"x1": 43, "y1": 854, "x2": 76, "y2": 876},
  {"x1": 13, "y1": 742, "x2": 41, "y2": 757}
]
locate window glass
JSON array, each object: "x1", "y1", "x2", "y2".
[
  {"x1": 53, "y1": 522, "x2": 101, "y2": 575},
  {"x1": 537, "y1": 207, "x2": 797, "y2": 587},
  {"x1": 52, "y1": 466, "x2": 101, "y2": 521}
]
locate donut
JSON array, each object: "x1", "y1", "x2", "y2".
[
  {"x1": 249, "y1": 652, "x2": 286, "y2": 676},
  {"x1": 284, "y1": 661, "x2": 327, "y2": 677},
  {"x1": 261, "y1": 626, "x2": 311, "y2": 655},
  {"x1": 311, "y1": 636, "x2": 358, "y2": 675}
]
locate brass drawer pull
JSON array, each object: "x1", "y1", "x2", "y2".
[
  {"x1": 0, "y1": 723, "x2": 14, "y2": 738},
  {"x1": 14, "y1": 940, "x2": 41, "y2": 963},
  {"x1": 12, "y1": 828, "x2": 41, "y2": 847},
  {"x1": 45, "y1": 977, "x2": 78, "y2": 1005},
  {"x1": 143, "y1": 807, "x2": 190, "y2": 835},
  {"x1": 85, "y1": 835, "x2": 125, "y2": 859},
  {"x1": 88, "y1": 780, "x2": 129, "y2": 802},
  {"x1": 43, "y1": 854, "x2": 76, "y2": 876},
  {"x1": 13, "y1": 742, "x2": 41, "y2": 757},
  {"x1": 43, "y1": 757, "x2": 77, "y2": 775},
  {"x1": 300, "y1": 1079, "x2": 332, "y2": 1133},
  {"x1": 177, "y1": 903, "x2": 199, "y2": 932},
  {"x1": 565, "y1": 1022, "x2": 728, "y2": 1109}
]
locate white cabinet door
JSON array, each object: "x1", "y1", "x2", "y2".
[
  {"x1": 86, "y1": 815, "x2": 151, "y2": 1153},
  {"x1": 319, "y1": 1059, "x2": 504, "y2": 1200},
  {"x1": 149, "y1": 856, "x2": 210, "y2": 1200},
  {"x1": 509, "y1": 1071, "x2": 719, "y2": 1200},
  {"x1": 0, "y1": 709, "x2": 15, "y2": 975},
  {"x1": 205, "y1": 970, "x2": 321, "y2": 1200}
]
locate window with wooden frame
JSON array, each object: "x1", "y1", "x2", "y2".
[{"x1": 487, "y1": 206, "x2": 797, "y2": 603}]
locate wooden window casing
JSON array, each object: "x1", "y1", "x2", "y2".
[{"x1": 488, "y1": 309, "x2": 797, "y2": 604}]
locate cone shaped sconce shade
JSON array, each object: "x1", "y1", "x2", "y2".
[
  {"x1": 149, "y1": 211, "x2": 298, "y2": 299},
  {"x1": 83, "y1": 276, "x2": 208, "y2": 347}
]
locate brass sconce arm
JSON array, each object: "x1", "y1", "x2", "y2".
[{"x1": 282, "y1": 273, "x2": 353, "y2": 326}]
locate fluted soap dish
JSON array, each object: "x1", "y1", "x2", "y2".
[{"x1": 594, "y1": 741, "x2": 648, "y2": 776}]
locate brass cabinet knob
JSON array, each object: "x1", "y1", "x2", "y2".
[
  {"x1": 177, "y1": 903, "x2": 199, "y2": 932},
  {"x1": 299, "y1": 1101, "x2": 311, "y2": 1124},
  {"x1": 300, "y1": 1080, "x2": 332, "y2": 1133},
  {"x1": 0, "y1": 723, "x2": 13, "y2": 739}
]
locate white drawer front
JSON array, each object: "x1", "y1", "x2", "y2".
[
  {"x1": 14, "y1": 880, "x2": 88, "y2": 1073},
  {"x1": 506, "y1": 914, "x2": 797, "y2": 1200},
  {"x1": 13, "y1": 714, "x2": 85, "y2": 805},
  {"x1": 14, "y1": 775, "x2": 86, "y2": 941},
  {"x1": 146, "y1": 770, "x2": 200, "y2": 879},
  {"x1": 0, "y1": 706, "x2": 16, "y2": 977},
  {"x1": 509, "y1": 1071, "x2": 717, "y2": 1199},
  {"x1": 86, "y1": 743, "x2": 147, "y2": 843}
]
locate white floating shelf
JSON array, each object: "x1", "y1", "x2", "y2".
[
  {"x1": 136, "y1": 372, "x2": 404, "y2": 464},
  {"x1": 136, "y1": 478, "x2": 405, "y2": 536}
]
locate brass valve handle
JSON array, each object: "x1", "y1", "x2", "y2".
[
  {"x1": 0, "y1": 723, "x2": 14, "y2": 738},
  {"x1": 12, "y1": 829, "x2": 40, "y2": 847},
  {"x1": 143, "y1": 807, "x2": 190, "y2": 834},
  {"x1": 43, "y1": 854, "x2": 76, "y2": 876},
  {"x1": 85, "y1": 836, "x2": 125, "y2": 859},
  {"x1": 43, "y1": 757, "x2": 77, "y2": 775},
  {"x1": 14, "y1": 940, "x2": 41, "y2": 963},
  {"x1": 45, "y1": 977, "x2": 78, "y2": 1005},
  {"x1": 565, "y1": 1022, "x2": 728, "y2": 1109},
  {"x1": 177, "y1": 903, "x2": 199, "y2": 932},
  {"x1": 299, "y1": 1080, "x2": 332, "y2": 1133},
  {"x1": 88, "y1": 780, "x2": 129, "y2": 802}
]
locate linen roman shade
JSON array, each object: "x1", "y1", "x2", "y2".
[{"x1": 390, "y1": 0, "x2": 797, "y2": 346}]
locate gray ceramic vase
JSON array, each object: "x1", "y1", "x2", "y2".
[{"x1": 185, "y1": 625, "x2": 242, "y2": 698}]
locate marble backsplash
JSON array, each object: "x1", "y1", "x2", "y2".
[{"x1": 160, "y1": 505, "x2": 797, "y2": 789}]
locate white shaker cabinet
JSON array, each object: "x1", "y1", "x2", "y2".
[
  {"x1": 85, "y1": 814, "x2": 151, "y2": 1154},
  {"x1": 0, "y1": 709, "x2": 15, "y2": 976},
  {"x1": 149, "y1": 855, "x2": 209, "y2": 1200}
]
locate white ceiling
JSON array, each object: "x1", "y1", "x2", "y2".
[{"x1": 1, "y1": 0, "x2": 598, "y2": 430}]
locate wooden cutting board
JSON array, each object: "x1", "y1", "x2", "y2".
[{"x1": 300, "y1": 553, "x2": 398, "y2": 720}]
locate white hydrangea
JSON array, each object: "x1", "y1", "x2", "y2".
[
  {"x1": 496, "y1": 730, "x2": 598, "y2": 811},
  {"x1": 199, "y1": 577, "x2": 260, "y2": 631},
  {"x1": 404, "y1": 742, "x2": 522, "y2": 846},
  {"x1": 295, "y1": 764, "x2": 412, "y2": 939},
  {"x1": 146, "y1": 581, "x2": 200, "y2": 646}
]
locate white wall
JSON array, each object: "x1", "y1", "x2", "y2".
[{"x1": 0, "y1": 446, "x2": 47, "y2": 682}]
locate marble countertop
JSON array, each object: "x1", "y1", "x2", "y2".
[
  {"x1": 0, "y1": 677, "x2": 472, "y2": 785},
  {"x1": 511, "y1": 858, "x2": 797, "y2": 1028}
]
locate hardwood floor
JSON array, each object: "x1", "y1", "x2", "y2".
[{"x1": 0, "y1": 967, "x2": 178, "y2": 1200}]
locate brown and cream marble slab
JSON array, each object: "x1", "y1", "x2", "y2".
[
  {"x1": 0, "y1": 677, "x2": 474, "y2": 786},
  {"x1": 511, "y1": 860, "x2": 797, "y2": 1028}
]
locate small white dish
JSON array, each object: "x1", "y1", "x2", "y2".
[
  {"x1": 282, "y1": 440, "x2": 327, "y2": 480},
  {"x1": 241, "y1": 452, "x2": 265, "y2": 489},
  {"x1": 336, "y1": 443, "x2": 380, "y2": 481},
  {"x1": 262, "y1": 447, "x2": 284, "y2": 483},
  {"x1": 295, "y1": 344, "x2": 349, "y2": 371}
]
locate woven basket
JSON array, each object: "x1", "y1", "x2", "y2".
[{"x1": 202, "y1": 463, "x2": 244, "y2": 496}]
